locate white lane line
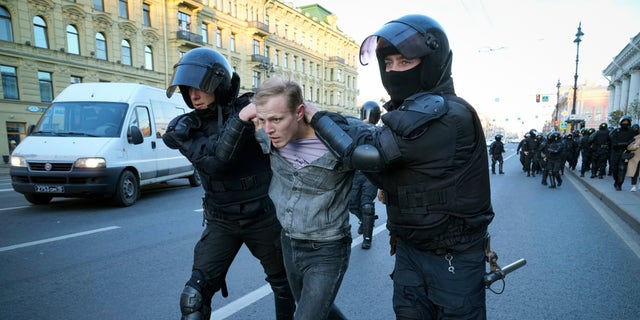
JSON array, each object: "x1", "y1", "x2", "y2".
[
  {"x1": 0, "y1": 226, "x2": 121, "y2": 252},
  {"x1": 211, "y1": 223, "x2": 388, "y2": 319},
  {"x1": 0, "y1": 206, "x2": 30, "y2": 211},
  {"x1": 0, "y1": 188, "x2": 15, "y2": 192}
]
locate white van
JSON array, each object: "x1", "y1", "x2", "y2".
[{"x1": 10, "y1": 82, "x2": 200, "y2": 206}]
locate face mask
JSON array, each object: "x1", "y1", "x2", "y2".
[{"x1": 381, "y1": 65, "x2": 422, "y2": 104}]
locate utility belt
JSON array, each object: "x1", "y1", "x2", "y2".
[
  {"x1": 207, "y1": 172, "x2": 270, "y2": 192},
  {"x1": 425, "y1": 231, "x2": 488, "y2": 255},
  {"x1": 201, "y1": 195, "x2": 272, "y2": 222},
  {"x1": 598, "y1": 144, "x2": 609, "y2": 149}
]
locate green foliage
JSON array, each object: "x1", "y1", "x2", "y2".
[
  {"x1": 627, "y1": 100, "x2": 640, "y2": 124},
  {"x1": 608, "y1": 110, "x2": 624, "y2": 127}
]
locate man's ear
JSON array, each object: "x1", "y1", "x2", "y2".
[{"x1": 296, "y1": 104, "x2": 305, "y2": 122}]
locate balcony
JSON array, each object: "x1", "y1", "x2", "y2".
[
  {"x1": 251, "y1": 54, "x2": 270, "y2": 64},
  {"x1": 328, "y1": 56, "x2": 345, "y2": 64},
  {"x1": 248, "y1": 21, "x2": 269, "y2": 36},
  {"x1": 175, "y1": 30, "x2": 203, "y2": 45}
]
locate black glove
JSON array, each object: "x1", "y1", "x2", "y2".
[{"x1": 163, "y1": 114, "x2": 201, "y2": 149}]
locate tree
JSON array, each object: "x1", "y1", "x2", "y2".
[
  {"x1": 608, "y1": 110, "x2": 624, "y2": 127},
  {"x1": 627, "y1": 100, "x2": 640, "y2": 124}
]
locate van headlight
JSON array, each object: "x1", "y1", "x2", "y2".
[
  {"x1": 10, "y1": 156, "x2": 27, "y2": 167},
  {"x1": 74, "y1": 157, "x2": 106, "y2": 169}
]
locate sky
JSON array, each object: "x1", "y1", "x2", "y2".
[{"x1": 292, "y1": 0, "x2": 640, "y2": 133}]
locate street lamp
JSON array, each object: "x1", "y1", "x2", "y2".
[
  {"x1": 556, "y1": 79, "x2": 561, "y2": 130},
  {"x1": 571, "y1": 22, "x2": 584, "y2": 116}
]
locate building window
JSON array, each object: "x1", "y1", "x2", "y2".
[
  {"x1": 121, "y1": 40, "x2": 132, "y2": 65},
  {"x1": 283, "y1": 53, "x2": 288, "y2": 68},
  {"x1": 144, "y1": 46, "x2": 153, "y2": 70},
  {"x1": 142, "y1": 3, "x2": 151, "y2": 26},
  {"x1": 95, "y1": 32, "x2": 107, "y2": 60},
  {"x1": 230, "y1": 33, "x2": 235, "y2": 52},
  {"x1": 70, "y1": 75, "x2": 82, "y2": 84},
  {"x1": 33, "y1": 16, "x2": 48, "y2": 49},
  {"x1": 274, "y1": 50, "x2": 279, "y2": 66},
  {"x1": 119, "y1": 0, "x2": 128, "y2": 19},
  {"x1": 0, "y1": 6, "x2": 13, "y2": 42},
  {"x1": 93, "y1": 0, "x2": 104, "y2": 11},
  {"x1": 216, "y1": 28, "x2": 222, "y2": 47},
  {"x1": 66, "y1": 25, "x2": 79, "y2": 54},
  {"x1": 178, "y1": 11, "x2": 190, "y2": 31},
  {"x1": 293, "y1": 56, "x2": 297, "y2": 71},
  {"x1": 301, "y1": 59, "x2": 305, "y2": 74},
  {"x1": 38, "y1": 71, "x2": 53, "y2": 103},
  {"x1": 252, "y1": 71, "x2": 260, "y2": 89},
  {"x1": 201, "y1": 23, "x2": 208, "y2": 43},
  {"x1": 1, "y1": 65, "x2": 18, "y2": 99},
  {"x1": 253, "y1": 39, "x2": 260, "y2": 55}
]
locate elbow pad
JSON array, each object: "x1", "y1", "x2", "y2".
[
  {"x1": 352, "y1": 144, "x2": 384, "y2": 172},
  {"x1": 311, "y1": 113, "x2": 353, "y2": 158},
  {"x1": 215, "y1": 116, "x2": 255, "y2": 162}
]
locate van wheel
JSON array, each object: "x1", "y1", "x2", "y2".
[
  {"x1": 24, "y1": 194, "x2": 53, "y2": 205},
  {"x1": 113, "y1": 170, "x2": 139, "y2": 207},
  {"x1": 188, "y1": 170, "x2": 201, "y2": 187}
]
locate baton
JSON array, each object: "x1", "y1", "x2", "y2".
[{"x1": 484, "y1": 258, "x2": 527, "y2": 287}]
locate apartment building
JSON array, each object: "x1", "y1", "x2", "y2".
[{"x1": 0, "y1": 0, "x2": 359, "y2": 160}]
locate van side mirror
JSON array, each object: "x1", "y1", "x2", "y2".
[{"x1": 128, "y1": 125, "x2": 144, "y2": 145}]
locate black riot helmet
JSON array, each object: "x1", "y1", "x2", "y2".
[
  {"x1": 495, "y1": 134, "x2": 503, "y2": 141},
  {"x1": 619, "y1": 115, "x2": 632, "y2": 128},
  {"x1": 599, "y1": 122, "x2": 608, "y2": 130},
  {"x1": 548, "y1": 131, "x2": 560, "y2": 142},
  {"x1": 360, "y1": 100, "x2": 381, "y2": 125},
  {"x1": 360, "y1": 14, "x2": 452, "y2": 106},
  {"x1": 166, "y1": 47, "x2": 239, "y2": 108}
]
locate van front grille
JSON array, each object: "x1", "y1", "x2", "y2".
[{"x1": 28, "y1": 162, "x2": 74, "y2": 172}]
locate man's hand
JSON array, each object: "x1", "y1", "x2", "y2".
[
  {"x1": 303, "y1": 101, "x2": 320, "y2": 123},
  {"x1": 239, "y1": 103, "x2": 259, "y2": 128}
]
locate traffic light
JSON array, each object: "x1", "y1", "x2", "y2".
[{"x1": 535, "y1": 94, "x2": 540, "y2": 103}]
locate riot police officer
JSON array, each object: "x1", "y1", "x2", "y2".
[
  {"x1": 544, "y1": 131, "x2": 565, "y2": 188},
  {"x1": 162, "y1": 48, "x2": 295, "y2": 320},
  {"x1": 589, "y1": 123, "x2": 611, "y2": 179},
  {"x1": 610, "y1": 116, "x2": 636, "y2": 190},
  {"x1": 523, "y1": 129, "x2": 540, "y2": 177},
  {"x1": 349, "y1": 100, "x2": 380, "y2": 249},
  {"x1": 489, "y1": 134, "x2": 505, "y2": 174},
  {"x1": 579, "y1": 128, "x2": 595, "y2": 177},
  {"x1": 305, "y1": 14, "x2": 495, "y2": 319}
]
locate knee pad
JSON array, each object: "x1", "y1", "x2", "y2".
[{"x1": 180, "y1": 285, "x2": 211, "y2": 320}]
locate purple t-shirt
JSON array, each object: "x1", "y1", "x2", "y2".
[{"x1": 276, "y1": 138, "x2": 328, "y2": 169}]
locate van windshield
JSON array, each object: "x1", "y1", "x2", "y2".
[{"x1": 32, "y1": 102, "x2": 128, "y2": 138}]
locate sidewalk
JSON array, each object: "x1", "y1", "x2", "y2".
[
  {"x1": 566, "y1": 167, "x2": 640, "y2": 233},
  {"x1": 1, "y1": 162, "x2": 637, "y2": 232}
]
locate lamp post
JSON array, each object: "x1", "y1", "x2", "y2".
[
  {"x1": 556, "y1": 79, "x2": 561, "y2": 130},
  {"x1": 571, "y1": 22, "x2": 584, "y2": 117}
]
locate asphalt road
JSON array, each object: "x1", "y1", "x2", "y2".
[{"x1": 1, "y1": 144, "x2": 639, "y2": 319}]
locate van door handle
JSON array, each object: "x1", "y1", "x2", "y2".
[{"x1": 151, "y1": 141, "x2": 156, "y2": 149}]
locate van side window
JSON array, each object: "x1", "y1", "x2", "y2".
[{"x1": 131, "y1": 106, "x2": 151, "y2": 137}]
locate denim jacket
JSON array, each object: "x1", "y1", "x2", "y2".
[{"x1": 256, "y1": 130, "x2": 353, "y2": 241}]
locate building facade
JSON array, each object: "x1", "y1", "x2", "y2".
[
  {"x1": 0, "y1": 0, "x2": 359, "y2": 160},
  {"x1": 603, "y1": 32, "x2": 640, "y2": 122}
]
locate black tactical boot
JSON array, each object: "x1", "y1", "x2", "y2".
[
  {"x1": 556, "y1": 174, "x2": 563, "y2": 187},
  {"x1": 549, "y1": 176, "x2": 556, "y2": 189}
]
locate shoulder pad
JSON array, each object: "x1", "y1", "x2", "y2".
[{"x1": 381, "y1": 93, "x2": 448, "y2": 138}]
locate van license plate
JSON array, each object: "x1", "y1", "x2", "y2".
[{"x1": 35, "y1": 185, "x2": 64, "y2": 193}]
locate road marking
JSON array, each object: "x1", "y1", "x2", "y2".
[
  {"x1": 0, "y1": 188, "x2": 15, "y2": 192},
  {"x1": 568, "y1": 174, "x2": 640, "y2": 258},
  {"x1": 0, "y1": 205, "x2": 30, "y2": 212},
  {"x1": 0, "y1": 226, "x2": 121, "y2": 252},
  {"x1": 211, "y1": 223, "x2": 388, "y2": 319}
]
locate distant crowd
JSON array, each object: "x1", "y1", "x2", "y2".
[{"x1": 494, "y1": 116, "x2": 640, "y2": 191}]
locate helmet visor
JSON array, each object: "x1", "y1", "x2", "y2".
[
  {"x1": 166, "y1": 62, "x2": 224, "y2": 98},
  {"x1": 359, "y1": 21, "x2": 433, "y2": 66}
]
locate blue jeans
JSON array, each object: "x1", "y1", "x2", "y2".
[{"x1": 281, "y1": 232, "x2": 351, "y2": 320}]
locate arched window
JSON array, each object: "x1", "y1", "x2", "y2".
[
  {"x1": 95, "y1": 32, "x2": 107, "y2": 60},
  {"x1": 0, "y1": 6, "x2": 13, "y2": 42},
  {"x1": 33, "y1": 16, "x2": 48, "y2": 49},
  {"x1": 144, "y1": 46, "x2": 153, "y2": 70},
  {"x1": 66, "y1": 25, "x2": 79, "y2": 54},
  {"x1": 121, "y1": 39, "x2": 131, "y2": 65}
]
